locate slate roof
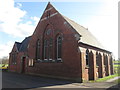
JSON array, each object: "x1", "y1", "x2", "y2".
[
  {"x1": 62, "y1": 15, "x2": 105, "y2": 50},
  {"x1": 15, "y1": 42, "x2": 21, "y2": 51},
  {"x1": 15, "y1": 36, "x2": 31, "y2": 52}
]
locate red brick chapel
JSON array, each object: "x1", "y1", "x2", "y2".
[{"x1": 9, "y1": 2, "x2": 114, "y2": 82}]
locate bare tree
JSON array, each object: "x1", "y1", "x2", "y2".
[{"x1": 1, "y1": 56, "x2": 9, "y2": 64}]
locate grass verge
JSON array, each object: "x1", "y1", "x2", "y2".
[
  {"x1": 114, "y1": 78, "x2": 120, "y2": 84},
  {"x1": 89, "y1": 74, "x2": 119, "y2": 82},
  {"x1": 114, "y1": 65, "x2": 120, "y2": 67}
]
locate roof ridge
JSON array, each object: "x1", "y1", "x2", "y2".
[{"x1": 15, "y1": 41, "x2": 21, "y2": 44}]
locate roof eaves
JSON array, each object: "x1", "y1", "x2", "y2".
[{"x1": 79, "y1": 42, "x2": 111, "y2": 53}]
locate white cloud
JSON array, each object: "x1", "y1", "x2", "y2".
[
  {"x1": 0, "y1": 41, "x2": 14, "y2": 58},
  {"x1": 31, "y1": 16, "x2": 40, "y2": 25},
  {"x1": 0, "y1": 0, "x2": 40, "y2": 58},
  {"x1": 83, "y1": 0, "x2": 118, "y2": 59},
  {"x1": 0, "y1": 0, "x2": 39, "y2": 38},
  {"x1": 16, "y1": 3, "x2": 22, "y2": 8}
]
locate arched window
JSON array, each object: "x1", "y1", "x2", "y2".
[
  {"x1": 96, "y1": 52, "x2": 99, "y2": 66},
  {"x1": 12, "y1": 51, "x2": 17, "y2": 64},
  {"x1": 43, "y1": 27, "x2": 54, "y2": 61},
  {"x1": 36, "y1": 39, "x2": 40, "y2": 60},
  {"x1": 48, "y1": 39, "x2": 53, "y2": 60},
  {"x1": 44, "y1": 40, "x2": 48, "y2": 60},
  {"x1": 56, "y1": 35, "x2": 62, "y2": 60},
  {"x1": 86, "y1": 49, "x2": 89, "y2": 66},
  {"x1": 43, "y1": 39, "x2": 53, "y2": 61},
  {"x1": 12, "y1": 53, "x2": 14, "y2": 63}
]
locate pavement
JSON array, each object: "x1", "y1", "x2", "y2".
[
  {"x1": 2, "y1": 71, "x2": 120, "y2": 89},
  {"x1": 106, "y1": 76, "x2": 120, "y2": 82},
  {"x1": 41, "y1": 82, "x2": 119, "y2": 88}
]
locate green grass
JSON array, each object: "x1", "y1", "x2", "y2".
[
  {"x1": 96, "y1": 74, "x2": 117, "y2": 82},
  {"x1": 114, "y1": 78, "x2": 120, "y2": 84},
  {"x1": 114, "y1": 60, "x2": 120, "y2": 63},
  {"x1": 114, "y1": 65, "x2": 120, "y2": 67},
  {"x1": 114, "y1": 62, "x2": 120, "y2": 74},
  {"x1": 95, "y1": 74, "x2": 119, "y2": 82}
]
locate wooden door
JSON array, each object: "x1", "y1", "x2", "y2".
[{"x1": 21, "y1": 57, "x2": 26, "y2": 73}]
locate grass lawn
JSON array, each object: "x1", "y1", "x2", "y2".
[
  {"x1": 114, "y1": 60, "x2": 120, "y2": 75},
  {"x1": 114, "y1": 65, "x2": 120, "y2": 67},
  {"x1": 114, "y1": 60, "x2": 120, "y2": 63}
]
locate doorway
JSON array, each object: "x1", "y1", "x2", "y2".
[{"x1": 21, "y1": 57, "x2": 26, "y2": 73}]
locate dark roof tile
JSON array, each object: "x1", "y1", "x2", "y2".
[
  {"x1": 15, "y1": 42, "x2": 21, "y2": 51},
  {"x1": 19, "y1": 36, "x2": 31, "y2": 52}
]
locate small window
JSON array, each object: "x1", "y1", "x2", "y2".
[
  {"x1": 28, "y1": 59, "x2": 34, "y2": 66},
  {"x1": 86, "y1": 49, "x2": 89, "y2": 66},
  {"x1": 46, "y1": 29, "x2": 51, "y2": 35},
  {"x1": 12, "y1": 54, "x2": 14, "y2": 63},
  {"x1": 47, "y1": 11, "x2": 50, "y2": 18}
]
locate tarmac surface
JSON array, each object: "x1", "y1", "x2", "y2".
[{"x1": 2, "y1": 71, "x2": 120, "y2": 89}]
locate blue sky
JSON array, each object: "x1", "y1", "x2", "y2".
[
  {"x1": 17, "y1": 2, "x2": 103, "y2": 26},
  {"x1": 0, "y1": 0, "x2": 118, "y2": 59}
]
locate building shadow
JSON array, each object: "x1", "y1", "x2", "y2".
[{"x1": 2, "y1": 71, "x2": 77, "y2": 89}]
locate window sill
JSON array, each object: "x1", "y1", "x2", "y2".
[
  {"x1": 36, "y1": 59, "x2": 56, "y2": 63},
  {"x1": 35, "y1": 60, "x2": 43, "y2": 63},
  {"x1": 34, "y1": 59, "x2": 63, "y2": 63},
  {"x1": 12, "y1": 63, "x2": 17, "y2": 65},
  {"x1": 56, "y1": 60, "x2": 62, "y2": 63},
  {"x1": 104, "y1": 65, "x2": 106, "y2": 68},
  {"x1": 96, "y1": 65, "x2": 99, "y2": 68},
  {"x1": 85, "y1": 66, "x2": 89, "y2": 69},
  {"x1": 28, "y1": 65, "x2": 34, "y2": 67}
]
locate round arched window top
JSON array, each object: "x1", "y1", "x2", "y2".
[
  {"x1": 46, "y1": 29, "x2": 52, "y2": 35},
  {"x1": 37, "y1": 39, "x2": 40, "y2": 46}
]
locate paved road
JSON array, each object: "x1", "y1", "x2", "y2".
[{"x1": 2, "y1": 71, "x2": 120, "y2": 89}]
